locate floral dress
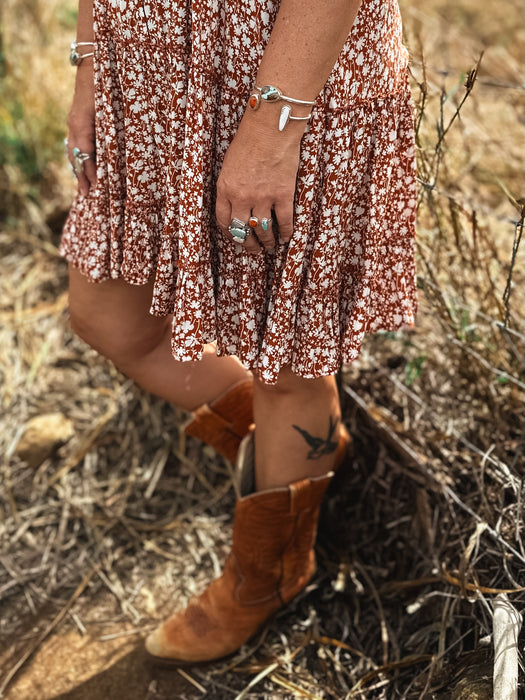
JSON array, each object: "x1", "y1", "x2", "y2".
[{"x1": 61, "y1": 0, "x2": 418, "y2": 384}]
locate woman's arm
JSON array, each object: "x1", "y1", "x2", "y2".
[
  {"x1": 75, "y1": 0, "x2": 94, "y2": 42},
  {"x1": 257, "y1": 0, "x2": 362, "y2": 102},
  {"x1": 66, "y1": 0, "x2": 96, "y2": 196},
  {"x1": 216, "y1": 0, "x2": 362, "y2": 253}
]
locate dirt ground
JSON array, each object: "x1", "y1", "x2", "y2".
[{"x1": 5, "y1": 628, "x2": 193, "y2": 699}]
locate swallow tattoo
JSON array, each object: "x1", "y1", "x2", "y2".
[{"x1": 292, "y1": 415, "x2": 340, "y2": 460}]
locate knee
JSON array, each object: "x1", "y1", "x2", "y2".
[
  {"x1": 68, "y1": 294, "x2": 168, "y2": 369},
  {"x1": 68, "y1": 301, "x2": 108, "y2": 355}
]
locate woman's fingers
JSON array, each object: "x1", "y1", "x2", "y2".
[
  {"x1": 250, "y1": 213, "x2": 275, "y2": 250},
  {"x1": 273, "y1": 199, "x2": 294, "y2": 243},
  {"x1": 217, "y1": 204, "x2": 289, "y2": 255},
  {"x1": 83, "y1": 155, "x2": 97, "y2": 188},
  {"x1": 216, "y1": 188, "x2": 262, "y2": 254},
  {"x1": 243, "y1": 217, "x2": 263, "y2": 253},
  {"x1": 67, "y1": 83, "x2": 96, "y2": 195},
  {"x1": 229, "y1": 211, "x2": 262, "y2": 254},
  {"x1": 66, "y1": 129, "x2": 97, "y2": 196},
  {"x1": 74, "y1": 157, "x2": 96, "y2": 196}
]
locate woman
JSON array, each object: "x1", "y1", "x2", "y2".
[{"x1": 63, "y1": 0, "x2": 417, "y2": 663}]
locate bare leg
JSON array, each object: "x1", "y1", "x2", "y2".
[
  {"x1": 68, "y1": 265, "x2": 251, "y2": 411},
  {"x1": 253, "y1": 367, "x2": 341, "y2": 490}
]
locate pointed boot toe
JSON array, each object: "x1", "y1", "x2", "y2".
[
  {"x1": 144, "y1": 566, "x2": 282, "y2": 664},
  {"x1": 145, "y1": 604, "x2": 213, "y2": 664},
  {"x1": 145, "y1": 627, "x2": 168, "y2": 658},
  {"x1": 145, "y1": 607, "x2": 213, "y2": 664}
]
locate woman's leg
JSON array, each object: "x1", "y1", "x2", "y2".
[
  {"x1": 68, "y1": 265, "x2": 251, "y2": 411},
  {"x1": 253, "y1": 367, "x2": 341, "y2": 490}
]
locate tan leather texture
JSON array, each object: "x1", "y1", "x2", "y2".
[
  {"x1": 146, "y1": 472, "x2": 333, "y2": 663},
  {"x1": 184, "y1": 380, "x2": 254, "y2": 462}
]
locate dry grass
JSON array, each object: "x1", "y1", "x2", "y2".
[{"x1": 0, "y1": 0, "x2": 524, "y2": 698}]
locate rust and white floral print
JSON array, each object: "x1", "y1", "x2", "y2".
[{"x1": 61, "y1": 0, "x2": 418, "y2": 384}]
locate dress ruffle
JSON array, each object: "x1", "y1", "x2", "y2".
[{"x1": 61, "y1": 0, "x2": 417, "y2": 384}]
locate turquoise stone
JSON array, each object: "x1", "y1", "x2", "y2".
[{"x1": 260, "y1": 85, "x2": 281, "y2": 102}]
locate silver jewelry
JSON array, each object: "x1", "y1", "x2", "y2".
[
  {"x1": 254, "y1": 85, "x2": 316, "y2": 107},
  {"x1": 249, "y1": 85, "x2": 314, "y2": 131},
  {"x1": 72, "y1": 146, "x2": 94, "y2": 176},
  {"x1": 229, "y1": 218, "x2": 251, "y2": 243},
  {"x1": 278, "y1": 105, "x2": 311, "y2": 131},
  {"x1": 261, "y1": 218, "x2": 271, "y2": 232},
  {"x1": 70, "y1": 41, "x2": 94, "y2": 66}
]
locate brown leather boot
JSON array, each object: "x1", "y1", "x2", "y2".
[
  {"x1": 145, "y1": 442, "x2": 335, "y2": 664},
  {"x1": 184, "y1": 380, "x2": 254, "y2": 463}
]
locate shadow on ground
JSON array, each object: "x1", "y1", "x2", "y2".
[{"x1": 6, "y1": 631, "x2": 194, "y2": 700}]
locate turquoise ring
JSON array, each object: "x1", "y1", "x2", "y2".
[
  {"x1": 229, "y1": 217, "x2": 251, "y2": 243},
  {"x1": 71, "y1": 146, "x2": 94, "y2": 176}
]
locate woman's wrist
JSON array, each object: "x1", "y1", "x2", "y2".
[
  {"x1": 248, "y1": 84, "x2": 314, "y2": 132},
  {"x1": 240, "y1": 85, "x2": 313, "y2": 142},
  {"x1": 252, "y1": 0, "x2": 362, "y2": 115},
  {"x1": 240, "y1": 101, "x2": 309, "y2": 144}
]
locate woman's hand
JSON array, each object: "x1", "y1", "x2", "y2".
[
  {"x1": 215, "y1": 0, "x2": 362, "y2": 253},
  {"x1": 66, "y1": 63, "x2": 97, "y2": 197},
  {"x1": 216, "y1": 107, "x2": 305, "y2": 254}
]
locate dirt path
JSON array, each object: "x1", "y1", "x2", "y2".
[{"x1": 6, "y1": 630, "x2": 195, "y2": 700}]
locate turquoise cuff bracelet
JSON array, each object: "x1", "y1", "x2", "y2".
[
  {"x1": 248, "y1": 85, "x2": 315, "y2": 131},
  {"x1": 70, "y1": 41, "x2": 94, "y2": 66},
  {"x1": 253, "y1": 85, "x2": 316, "y2": 106}
]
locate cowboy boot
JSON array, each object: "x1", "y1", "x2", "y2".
[
  {"x1": 184, "y1": 379, "x2": 254, "y2": 463},
  {"x1": 145, "y1": 435, "x2": 341, "y2": 664}
]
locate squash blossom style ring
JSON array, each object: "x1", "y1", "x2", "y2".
[{"x1": 229, "y1": 218, "x2": 251, "y2": 243}]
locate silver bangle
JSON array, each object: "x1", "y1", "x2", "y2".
[
  {"x1": 254, "y1": 85, "x2": 316, "y2": 106},
  {"x1": 70, "y1": 41, "x2": 94, "y2": 66},
  {"x1": 248, "y1": 86, "x2": 314, "y2": 131}
]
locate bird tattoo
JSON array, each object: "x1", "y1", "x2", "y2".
[{"x1": 292, "y1": 415, "x2": 339, "y2": 460}]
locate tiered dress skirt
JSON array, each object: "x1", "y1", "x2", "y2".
[{"x1": 61, "y1": 0, "x2": 418, "y2": 384}]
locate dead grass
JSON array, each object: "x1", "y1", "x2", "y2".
[{"x1": 0, "y1": 0, "x2": 524, "y2": 698}]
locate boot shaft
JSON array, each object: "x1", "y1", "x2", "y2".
[
  {"x1": 230, "y1": 473, "x2": 333, "y2": 605},
  {"x1": 184, "y1": 380, "x2": 254, "y2": 462}
]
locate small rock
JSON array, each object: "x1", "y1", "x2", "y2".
[{"x1": 15, "y1": 413, "x2": 75, "y2": 468}]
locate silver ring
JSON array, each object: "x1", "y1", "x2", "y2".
[
  {"x1": 228, "y1": 217, "x2": 251, "y2": 243},
  {"x1": 72, "y1": 147, "x2": 94, "y2": 176},
  {"x1": 261, "y1": 217, "x2": 272, "y2": 232}
]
